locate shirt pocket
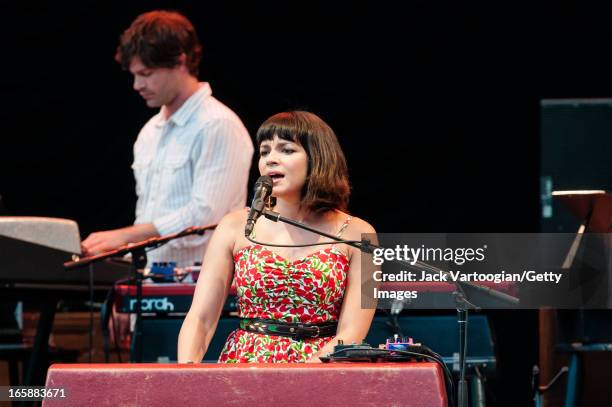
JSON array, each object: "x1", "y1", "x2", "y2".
[
  {"x1": 163, "y1": 137, "x2": 194, "y2": 176},
  {"x1": 161, "y1": 144, "x2": 193, "y2": 194},
  {"x1": 163, "y1": 152, "x2": 191, "y2": 171}
]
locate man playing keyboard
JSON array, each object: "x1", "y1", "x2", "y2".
[{"x1": 82, "y1": 10, "x2": 253, "y2": 267}]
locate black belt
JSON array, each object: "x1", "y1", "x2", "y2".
[{"x1": 239, "y1": 318, "x2": 337, "y2": 340}]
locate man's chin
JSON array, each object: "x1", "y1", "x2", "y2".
[{"x1": 144, "y1": 99, "x2": 162, "y2": 108}]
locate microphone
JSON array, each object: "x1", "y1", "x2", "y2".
[{"x1": 245, "y1": 176, "x2": 273, "y2": 237}]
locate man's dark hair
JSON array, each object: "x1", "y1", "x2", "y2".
[{"x1": 115, "y1": 10, "x2": 202, "y2": 76}]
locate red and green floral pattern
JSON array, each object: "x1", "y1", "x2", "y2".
[{"x1": 218, "y1": 244, "x2": 349, "y2": 363}]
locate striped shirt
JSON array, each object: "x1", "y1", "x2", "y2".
[{"x1": 132, "y1": 82, "x2": 254, "y2": 266}]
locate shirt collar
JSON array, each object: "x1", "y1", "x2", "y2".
[{"x1": 153, "y1": 82, "x2": 212, "y2": 128}]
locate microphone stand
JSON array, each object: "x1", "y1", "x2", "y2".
[
  {"x1": 261, "y1": 209, "x2": 518, "y2": 407},
  {"x1": 64, "y1": 224, "x2": 216, "y2": 362}
]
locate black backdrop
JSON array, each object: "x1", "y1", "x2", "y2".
[{"x1": 3, "y1": 2, "x2": 612, "y2": 405}]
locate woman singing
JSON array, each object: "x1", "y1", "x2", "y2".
[{"x1": 178, "y1": 111, "x2": 376, "y2": 363}]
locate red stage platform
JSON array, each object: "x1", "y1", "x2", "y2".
[{"x1": 44, "y1": 363, "x2": 447, "y2": 406}]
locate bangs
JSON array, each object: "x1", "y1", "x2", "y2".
[{"x1": 255, "y1": 114, "x2": 308, "y2": 146}]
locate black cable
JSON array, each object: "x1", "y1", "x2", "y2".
[
  {"x1": 420, "y1": 344, "x2": 445, "y2": 364},
  {"x1": 246, "y1": 234, "x2": 363, "y2": 248},
  {"x1": 392, "y1": 349, "x2": 455, "y2": 407},
  {"x1": 325, "y1": 347, "x2": 455, "y2": 407}
]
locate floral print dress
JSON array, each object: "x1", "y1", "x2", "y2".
[{"x1": 218, "y1": 217, "x2": 352, "y2": 363}]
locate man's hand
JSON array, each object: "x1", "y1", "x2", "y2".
[
  {"x1": 81, "y1": 229, "x2": 129, "y2": 255},
  {"x1": 81, "y1": 223, "x2": 159, "y2": 255}
]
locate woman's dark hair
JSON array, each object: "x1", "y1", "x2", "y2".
[
  {"x1": 256, "y1": 111, "x2": 350, "y2": 214},
  {"x1": 115, "y1": 10, "x2": 202, "y2": 76}
]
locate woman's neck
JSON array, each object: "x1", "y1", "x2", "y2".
[{"x1": 273, "y1": 197, "x2": 310, "y2": 222}]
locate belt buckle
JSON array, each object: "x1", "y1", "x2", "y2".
[
  {"x1": 296, "y1": 324, "x2": 319, "y2": 339},
  {"x1": 311, "y1": 325, "x2": 320, "y2": 339}
]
